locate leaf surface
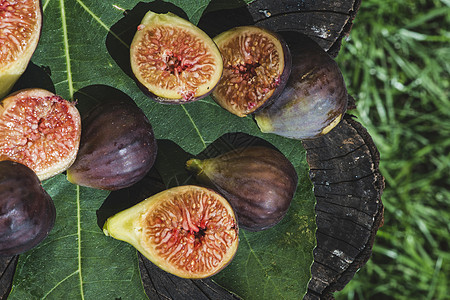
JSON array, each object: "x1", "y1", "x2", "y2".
[
  {"x1": 9, "y1": 175, "x2": 147, "y2": 299},
  {"x1": 7, "y1": 1, "x2": 316, "y2": 299},
  {"x1": 210, "y1": 138, "x2": 316, "y2": 299}
]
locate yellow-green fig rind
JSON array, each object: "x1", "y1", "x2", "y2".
[
  {"x1": 103, "y1": 185, "x2": 239, "y2": 279},
  {"x1": 0, "y1": 0, "x2": 42, "y2": 99}
]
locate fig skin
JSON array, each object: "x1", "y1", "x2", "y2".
[
  {"x1": 66, "y1": 98, "x2": 157, "y2": 191},
  {"x1": 0, "y1": 0, "x2": 42, "y2": 99},
  {"x1": 0, "y1": 160, "x2": 56, "y2": 256},
  {"x1": 211, "y1": 26, "x2": 292, "y2": 117},
  {"x1": 254, "y1": 32, "x2": 348, "y2": 140},
  {"x1": 103, "y1": 185, "x2": 239, "y2": 279},
  {"x1": 130, "y1": 11, "x2": 223, "y2": 104},
  {"x1": 186, "y1": 146, "x2": 298, "y2": 231}
]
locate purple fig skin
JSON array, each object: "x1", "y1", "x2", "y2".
[
  {"x1": 66, "y1": 99, "x2": 157, "y2": 191},
  {"x1": 186, "y1": 146, "x2": 298, "y2": 231},
  {"x1": 211, "y1": 26, "x2": 292, "y2": 117},
  {"x1": 135, "y1": 79, "x2": 218, "y2": 105},
  {"x1": 0, "y1": 161, "x2": 56, "y2": 256},
  {"x1": 254, "y1": 32, "x2": 348, "y2": 140}
]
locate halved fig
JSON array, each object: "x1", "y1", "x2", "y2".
[
  {"x1": 0, "y1": 0, "x2": 42, "y2": 99},
  {"x1": 66, "y1": 98, "x2": 157, "y2": 191},
  {"x1": 0, "y1": 88, "x2": 81, "y2": 181},
  {"x1": 103, "y1": 185, "x2": 239, "y2": 279},
  {"x1": 130, "y1": 11, "x2": 223, "y2": 104},
  {"x1": 186, "y1": 146, "x2": 298, "y2": 231},
  {"x1": 0, "y1": 160, "x2": 56, "y2": 256},
  {"x1": 211, "y1": 26, "x2": 291, "y2": 117},
  {"x1": 254, "y1": 32, "x2": 348, "y2": 140}
]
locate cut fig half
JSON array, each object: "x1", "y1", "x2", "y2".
[
  {"x1": 130, "y1": 11, "x2": 223, "y2": 104},
  {"x1": 211, "y1": 26, "x2": 291, "y2": 117},
  {"x1": 0, "y1": 88, "x2": 81, "y2": 181},
  {"x1": 0, "y1": 0, "x2": 42, "y2": 99},
  {"x1": 103, "y1": 185, "x2": 239, "y2": 279}
]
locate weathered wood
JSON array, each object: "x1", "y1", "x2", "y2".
[
  {"x1": 0, "y1": 0, "x2": 385, "y2": 299},
  {"x1": 247, "y1": 0, "x2": 362, "y2": 56},
  {"x1": 136, "y1": 117, "x2": 385, "y2": 300},
  {"x1": 303, "y1": 117, "x2": 385, "y2": 299},
  {"x1": 139, "y1": 254, "x2": 240, "y2": 300}
]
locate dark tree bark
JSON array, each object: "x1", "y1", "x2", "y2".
[
  {"x1": 247, "y1": 0, "x2": 362, "y2": 57},
  {"x1": 303, "y1": 117, "x2": 384, "y2": 299},
  {"x1": 140, "y1": 1, "x2": 385, "y2": 299},
  {"x1": 0, "y1": 0, "x2": 385, "y2": 299}
]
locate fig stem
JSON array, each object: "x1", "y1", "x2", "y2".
[
  {"x1": 321, "y1": 113, "x2": 343, "y2": 135},
  {"x1": 66, "y1": 171, "x2": 76, "y2": 185},
  {"x1": 254, "y1": 114, "x2": 274, "y2": 133},
  {"x1": 185, "y1": 159, "x2": 204, "y2": 175},
  {"x1": 186, "y1": 158, "x2": 214, "y2": 186}
]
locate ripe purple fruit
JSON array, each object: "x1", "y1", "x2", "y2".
[
  {"x1": 186, "y1": 146, "x2": 298, "y2": 231},
  {"x1": 67, "y1": 99, "x2": 157, "y2": 191},
  {"x1": 0, "y1": 160, "x2": 56, "y2": 256},
  {"x1": 255, "y1": 32, "x2": 348, "y2": 140}
]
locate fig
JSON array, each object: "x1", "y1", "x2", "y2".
[
  {"x1": 66, "y1": 98, "x2": 157, "y2": 191},
  {"x1": 186, "y1": 146, "x2": 298, "y2": 231},
  {"x1": 130, "y1": 11, "x2": 223, "y2": 103},
  {"x1": 254, "y1": 32, "x2": 348, "y2": 140},
  {"x1": 103, "y1": 185, "x2": 238, "y2": 279},
  {"x1": 0, "y1": 160, "x2": 56, "y2": 256},
  {"x1": 0, "y1": 0, "x2": 42, "y2": 99},
  {"x1": 0, "y1": 88, "x2": 81, "y2": 180},
  {"x1": 211, "y1": 26, "x2": 291, "y2": 117}
]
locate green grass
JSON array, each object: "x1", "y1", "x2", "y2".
[{"x1": 333, "y1": 0, "x2": 450, "y2": 299}]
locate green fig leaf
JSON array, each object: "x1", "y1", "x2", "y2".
[
  {"x1": 8, "y1": 175, "x2": 148, "y2": 299},
  {"x1": 209, "y1": 137, "x2": 316, "y2": 299},
  {"x1": 157, "y1": 134, "x2": 316, "y2": 299},
  {"x1": 7, "y1": 1, "x2": 316, "y2": 299}
]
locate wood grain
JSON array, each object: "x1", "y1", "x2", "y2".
[
  {"x1": 0, "y1": 0, "x2": 385, "y2": 299},
  {"x1": 303, "y1": 117, "x2": 384, "y2": 299}
]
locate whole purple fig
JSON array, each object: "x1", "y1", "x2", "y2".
[
  {"x1": 254, "y1": 32, "x2": 348, "y2": 140},
  {"x1": 186, "y1": 146, "x2": 298, "y2": 231},
  {"x1": 66, "y1": 99, "x2": 157, "y2": 191},
  {"x1": 0, "y1": 161, "x2": 56, "y2": 256}
]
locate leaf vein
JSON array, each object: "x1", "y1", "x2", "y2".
[
  {"x1": 242, "y1": 231, "x2": 283, "y2": 297},
  {"x1": 75, "y1": 0, "x2": 128, "y2": 48},
  {"x1": 42, "y1": 0, "x2": 51, "y2": 11},
  {"x1": 189, "y1": 4, "x2": 209, "y2": 24},
  {"x1": 76, "y1": 185, "x2": 84, "y2": 300},
  {"x1": 41, "y1": 270, "x2": 79, "y2": 299},
  {"x1": 80, "y1": 229, "x2": 104, "y2": 235},
  {"x1": 38, "y1": 233, "x2": 78, "y2": 248},
  {"x1": 181, "y1": 104, "x2": 206, "y2": 149},
  {"x1": 60, "y1": 0, "x2": 74, "y2": 98}
]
